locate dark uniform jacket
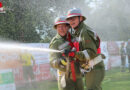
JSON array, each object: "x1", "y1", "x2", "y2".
[
  {"x1": 73, "y1": 22, "x2": 104, "y2": 69},
  {"x1": 49, "y1": 33, "x2": 82, "y2": 79}
]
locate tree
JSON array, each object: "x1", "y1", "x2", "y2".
[
  {"x1": 0, "y1": 0, "x2": 91, "y2": 42},
  {"x1": 87, "y1": 0, "x2": 130, "y2": 41},
  {"x1": 0, "y1": 0, "x2": 41, "y2": 42}
]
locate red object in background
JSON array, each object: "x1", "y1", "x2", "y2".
[
  {"x1": 107, "y1": 41, "x2": 120, "y2": 55},
  {"x1": 13, "y1": 64, "x2": 52, "y2": 85},
  {"x1": 107, "y1": 56, "x2": 121, "y2": 70},
  {"x1": 13, "y1": 67, "x2": 24, "y2": 84},
  {"x1": 0, "y1": 2, "x2": 3, "y2": 8},
  {"x1": 33, "y1": 64, "x2": 52, "y2": 81}
]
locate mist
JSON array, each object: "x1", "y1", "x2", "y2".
[
  {"x1": 85, "y1": 0, "x2": 130, "y2": 41},
  {"x1": 44, "y1": 0, "x2": 130, "y2": 41},
  {"x1": 1, "y1": 0, "x2": 129, "y2": 41},
  {"x1": 48, "y1": 0, "x2": 130, "y2": 41},
  {"x1": 0, "y1": 0, "x2": 130, "y2": 90}
]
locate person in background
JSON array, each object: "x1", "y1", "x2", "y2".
[
  {"x1": 19, "y1": 50, "x2": 36, "y2": 88},
  {"x1": 126, "y1": 39, "x2": 130, "y2": 72},
  {"x1": 120, "y1": 42, "x2": 127, "y2": 72}
]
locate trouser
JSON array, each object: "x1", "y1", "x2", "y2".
[
  {"x1": 58, "y1": 76, "x2": 84, "y2": 90},
  {"x1": 128, "y1": 63, "x2": 130, "y2": 72},
  {"x1": 58, "y1": 76, "x2": 63, "y2": 90},
  {"x1": 128, "y1": 55, "x2": 130, "y2": 72},
  {"x1": 85, "y1": 68, "x2": 105, "y2": 90},
  {"x1": 23, "y1": 66, "x2": 34, "y2": 80},
  {"x1": 121, "y1": 55, "x2": 126, "y2": 72}
]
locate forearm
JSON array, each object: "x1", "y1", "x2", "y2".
[
  {"x1": 50, "y1": 60, "x2": 66, "y2": 72},
  {"x1": 75, "y1": 49, "x2": 97, "y2": 62}
]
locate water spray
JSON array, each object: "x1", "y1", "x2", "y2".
[{"x1": 0, "y1": 43, "x2": 61, "y2": 53}]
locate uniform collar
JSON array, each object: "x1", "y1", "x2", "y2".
[
  {"x1": 74, "y1": 22, "x2": 84, "y2": 36},
  {"x1": 56, "y1": 33, "x2": 67, "y2": 40},
  {"x1": 56, "y1": 33, "x2": 62, "y2": 39}
]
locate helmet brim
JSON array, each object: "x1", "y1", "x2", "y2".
[
  {"x1": 66, "y1": 15, "x2": 86, "y2": 21},
  {"x1": 54, "y1": 22, "x2": 70, "y2": 29}
]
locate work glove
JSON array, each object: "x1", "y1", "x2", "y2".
[
  {"x1": 88, "y1": 60, "x2": 94, "y2": 68},
  {"x1": 100, "y1": 53, "x2": 106, "y2": 59},
  {"x1": 62, "y1": 47, "x2": 76, "y2": 57},
  {"x1": 81, "y1": 60, "x2": 94, "y2": 70},
  {"x1": 88, "y1": 53, "x2": 106, "y2": 68},
  {"x1": 58, "y1": 57, "x2": 67, "y2": 66},
  {"x1": 60, "y1": 58, "x2": 67, "y2": 66},
  {"x1": 62, "y1": 49, "x2": 70, "y2": 56}
]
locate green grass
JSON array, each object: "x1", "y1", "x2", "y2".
[
  {"x1": 16, "y1": 80, "x2": 58, "y2": 90},
  {"x1": 17, "y1": 67, "x2": 130, "y2": 90},
  {"x1": 102, "y1": 67, "x2": 130, "y2": 90}
]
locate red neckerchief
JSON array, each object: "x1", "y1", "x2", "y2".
[
  {"x1": 97, "y1": 36, "x2": 101, "y2": 54},
  {"x1": 66, "y1": 33, "x2": 76, "y2": 82}
]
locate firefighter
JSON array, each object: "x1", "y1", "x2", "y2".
[
  {"x1": 120, "y1": 42, "x2": 127, "y2": 72},
  {"x1": 19, "y1": 50, "x2": 36, "y2": 88},
  {"x1": 126, "y1": 39, "x2": 130, "y2": 72},
  {"x1": 49, "y1": 16, "x2": 84, "y2": 90},
  {"x1": 66, "y1": 8, "x2": 105, "y2": 90}
]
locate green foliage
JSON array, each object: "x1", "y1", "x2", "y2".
[
  {"x1": 0, "y1": 0, "x2": 41, "y2": 42},
  {"x1": 1, "y1": 0, "x2": 129, "y2": 42},
  {"x1": 0, "y1": 0, "x2": 90, "y2": 43}
]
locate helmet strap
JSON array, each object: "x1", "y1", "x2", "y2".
[{"x1": 74, "y1": 16, "x2": 81, "y2": 30}]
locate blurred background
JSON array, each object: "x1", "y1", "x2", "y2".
[{"x1": 0, "y1": 0, "x2": 130, "y2": 90}]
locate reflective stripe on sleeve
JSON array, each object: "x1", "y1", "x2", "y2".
[
  {"x1": 51, "y1": 60, "x2": 57, "y2": 66},
  {"x1": 58, "y1": 41, "x2": 69, "y2": 50},
  {"x1": 82, "y1": 50, "x2": 90, "y2": 60}
]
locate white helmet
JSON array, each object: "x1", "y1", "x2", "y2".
[
  {"x1": 54, "y1": 16, "x2": 69, "y2": 29},
  {"x1": 66, "y1": 8, "x2": 86, "y2": 21}
]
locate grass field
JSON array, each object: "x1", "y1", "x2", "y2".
[
  {"x1": 17, "y1": 67, "x2": 130, "y2": 90},
  {"x1": 102, "y1": 67, "x2": 130, "y2": 90}
]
